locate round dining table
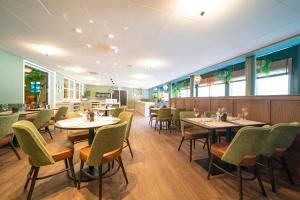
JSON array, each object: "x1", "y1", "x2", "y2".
[{"x1": 55, "y1": 115, "x2": 120, "y2": 145}]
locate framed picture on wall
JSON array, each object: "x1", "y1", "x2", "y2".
[{"x1": 95, "y1": 92, "x2": 111, "y2": 99}]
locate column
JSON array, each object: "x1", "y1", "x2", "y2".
[
  {"x1": 190, "y1": 75, "x2": 194, "y2": 97},
  {"x1": 245, "y1": 55, "x2": 256, "y2": 95}
]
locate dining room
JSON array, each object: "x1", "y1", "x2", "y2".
[{"x1": 1, "y1": 0, "x2": 300, "y2": 200}]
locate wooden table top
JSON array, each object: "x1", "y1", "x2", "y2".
[
  {"x1": 182, "y1": 117, "x2": 266, "y2": 130},
  {"x1": 55, "y1": 116, "x2": 120, "y2": 130}
]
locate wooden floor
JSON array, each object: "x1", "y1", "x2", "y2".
[{"x1": 1, "y1": 112, "x2": 300, "y2": 200}]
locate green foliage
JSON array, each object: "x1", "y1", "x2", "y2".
[
  {"x1": 214, "y1": 68, "x2": 233, "y2": 83},
  {"x1": 256, "y1": 59, "x2": 271, "y2": 75},
  {"x1": 84, "y1": 90, "x2": 91, "y2": 97},
  {"x1": 25, "y1": 69, "x2": 45, "y2": 94},
  {"x1": 171, "y1": 79, "x2": 189, "y2": 97}
]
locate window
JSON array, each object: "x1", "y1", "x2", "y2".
[
  {"x1": 229, "y1": 80, "x2": 245, "y2": 96},
  {"x1": 64, "y1": 78, "x2": 80, "y2": 99},
  {"x1": 210, "y1": 83, "x2": 225, "y2": 97},
  {"x1": 198, "y1": 85, "x2": 209, "y2": 97},
  {"x1": 76, "y1": 83, "x2": 81, "y2": 99},
  {"x1": 64, "y1": 79, "x2": 69, "y2": 98},
  {"x1": 256, "y1": 58, "x2": 290, "y2": 95},
  {"x1": 69, "y1": 80, "x2": 74, "y2": 99},
  {"x1": 256, "y1": 75, "x2": 289, "y2": 95},
  {"x1": 180, "y1": 88, "x2": 190, "y2": 97}
]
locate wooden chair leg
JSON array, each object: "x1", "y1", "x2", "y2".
[
  {"x1": 127, "y1": 139, "x2": 133, "y2": 158},
  {"x1": 119, "y1": 156, "x2": 129, "y2": 184},
  {"x1": 268, "y1": 157, "x2": 276, "y2": 192},
  {"x1": 281, "y1": 156, "x2": 294, "y2": 185},
  {"x1": 178, "y1": 137, "x2": 184, "y2": 151},
  {"x1": 68, "y1": 157, "x2": 77, "y2": 187},
  {"x1": 207, "y1": 155, "x2": 214, "y2": 180},
  {"x1": 193, "y1": 139, "x2": 196, "y2": 149},
  {"x1": 9, "y1": 141, "x2": 21, "y2": 160},
  {"x1": 237, "y1": 166, "x2": 243, "y2": 200},
  {"x1": 24, "y1": 166, "x2": 34, "y2": 190},
  {"x1": 98, "y1": 165, "x2": 103, "y2": 200},
  {"x1": 189, "y1": 139, "x2": 192, "y2": 162},
  {"x1": 27, "y1": 167, "x2": 39, "y2": 200},
  {"x1": 253, "y1": 164, "x2": 267, "y2": 197},
  {"x1": 159, "y1": 121, "x2": 162, "y2": 134},
  {"x1": 77, "y1": 161, "x2": 84, "y2": 189}
]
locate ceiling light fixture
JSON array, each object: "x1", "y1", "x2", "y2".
[
  {"x1": 86, "y1": 43, "x2": 92, "y2": 48},
  {"x1": 138, "y1": 59, "x2": 164, "y2": 68},
  {"x1": 113, "y1": 63, "x2": 118, "y2": 66},
  {"x1": 85, "y1": 76, "x2": 96, "y2": 80},
  {"x1": 65, "y1": 66, "x2": 86, "y2": 73},
  {"x1": 75, "y1": 28, "x2": 82, "y2": 33},
  {"x1": 29, "y1": 44, "x2": 64, "y2": 56},
  {"x1": 110, "y1": 45, "x2": 119, "y2": 55},
  {"x1": 176, "y1": 0, "x2": 226, "y2": 18},
  {"x1": 108, "y1": 34, "x2": 114, "y2": 39},
  {"x1": 96, "y1": 60, "x2": 100, "y2": 64},
  {"x1": 89, "y1": 19, "x2": 94, "y2": 24},
  {"x1": 123, "y1": 27, "x2": 129, "y2": 31},
  {"x1": 131, "y1": 73, "x2": 150, "y2": 79}
]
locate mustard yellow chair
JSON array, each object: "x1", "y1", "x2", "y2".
[
  {"x1": 0, "y1": 114, "x2": 21, "y2": 160},
  {"x1": 32, "y1": 109, "x2": 53, "y2": 139},
  {"x1": 119, "y1": 111, "x2": 134, "y2": 158},
  {"x1": 77, "y1": 122, "x2": 128, "y2": 200},
  {"x1": 112, "y1": 107, "x2": 125, "y2": 117},
  {"x1": 12, "y1": 120, "x2": 76, "y2": 200},
  {"x1": 155, "y1": 108, "x2": 172, "y2": 133}
]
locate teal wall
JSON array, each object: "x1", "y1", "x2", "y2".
[
  {"x1": 0, "y1": 49, "x2": 23, "y2": 104},
  {"x1": 85, "y1": 85, "x2": 149, "y2": 109}
]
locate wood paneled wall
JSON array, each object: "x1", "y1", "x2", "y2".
[
  {"x1": 170, "y1": 95, "x2": 300, "y2": 181},
  {"x1": 171, "y1": 95, "x2": 300, "y2": 124}
]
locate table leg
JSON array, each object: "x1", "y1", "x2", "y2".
[
  {"x1": 104, "y1": 110, "x2": 108, "y2": 116},
  {"x1": 88, "y1": 128, "x2": 95, "y2": 145}
]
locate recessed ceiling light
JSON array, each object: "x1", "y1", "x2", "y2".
[
  {"x1": 108, "y1": 34, "x2": 114, "y2": 39},
  {"x1": 123, "y1": 27, "x2": 129, "y2": 31},
  {"x1": 65, "y1": 66, "x2": 86, "y2": 73},
  {"x1": 103, "y1": 72, "x2": 107, "y2": 76},
  {"x1": 28, "y1": 44, "x2": 64, "y2": 56},
  {"x1": 110, "y1": 45, "x2": 119, "y2": 55},
  {"x1": 86, "y1": 43, "x2": 92, "y2": 48},
  {"x1": 85, "y1": 76, "x2": 96, "y2": 80},
  {"x1": 138, "y1": 59, "x2": 164, "y2": 68},
  {"x1": 89, "y1": 19, "x2": 94, "y2": 24},
  {"x1": 57, "y1": 65, "x2": 61, "y2": 68},
  {"x1": 76, "y1": 28, "x2": 82, "y2": 33},
  {"x1": 113, "y1": 63, "x2": 118, "y2": 66},
  {"x1": 96, "y1": 60, "x2": 100, "y2": 64}
]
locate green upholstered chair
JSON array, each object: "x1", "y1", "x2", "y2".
[
  {"x1": 77, "y1": 122, "x2": 128, "y2": 200},
  {"x1": 260, "y1": 122, "x2": 299, "y2": 192},
  {"x1": 208, "y1": 126, "x2": 270, "y2": 200},
  {"x1": 203, "y1": 111, "x2": 227, "y2": 142},
  {"x1": 148, "y1": 105, "x2": 158, "y2": 127},
  {"x1": 0, "y1": 114, "x2": 21, "y2": 160},
  {"x1": 65, "y1": 112, "x2": 89, "y2": 143},
  {"x1": 53, "y1": 107, "x2": 68, "y2": 122},
  {"x1": 112, "y1": 107, "x2": 125, "y2": 117},
  {"x1": 155, "y1": 108, "x2": 172, "y2": 133},
  {"x1": 32, "y1": 109, "x2": 53, "y2": 139},
  {"x1": 179, "y1": 111, "x2": 209, "y2": 162},
  {"x1": 12, "y1": 120, "x2": 76, "y2": 200},
  {"x1": 172, "y1": 108, "x2": 186, "y2": 132},
  {"x1": 119, "y1": 111, "x2": 134, "y2": 158}
]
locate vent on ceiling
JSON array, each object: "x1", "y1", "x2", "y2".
[{"x1": 88, "y1": 71, "x2": 99, "y2": 75}]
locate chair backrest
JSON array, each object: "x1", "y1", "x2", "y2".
[
  {"x1": 66, "y1": 112, "x2": 81, "y2": 119},
  {"x1": 203, "y1": 111, "x2": 216, "y2": 118},
  {"x1": 157, "y1": 108, "x2": 171, "y2": 119},
  {"x1": 32, "y1": 109, "x2": 52, "y2": 129},
  {"x1": 112, "y1": 107, "x2": 125, "y2": 117},
  {"x1": 118, "y1": 111, "x2": 133, "y2": 140},
  {"x1": 261, "y1": 122, "x2": 300, "y2": 157},
  {"x1": 12, "y1": 120, "x2": 54, "y2": 166},
  {"x1": 0, "y1": 114, "x2": 19, "y2": 138},
  {"x1": 179, "y1": 111, "x2": 196, "y2": 136},
  {"x1": 172, "y1": 108, "x2": 186, "y2": 120},
  {"x1": 86, "y1": 122, "x2": 127, "y2": 166},
  {"x1": 54, "y1": 107, "x2": 68, "y2": 121},
  {"x1": 221, "y1": 126, "x2": 270, "y2": 165}
]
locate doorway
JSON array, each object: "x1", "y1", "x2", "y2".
[{"x1": 112, "y1": 89, "x2": 127, "y2": 106}]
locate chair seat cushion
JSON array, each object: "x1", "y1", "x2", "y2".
[
  {"x1": 275, "y1": 148, "x2": 286, "y2": 157},
  {"x1": 66, "y1": 130, "x2": 89, "y2": 143},
  {"x1": 0, "y1": 134, "x2": 12, "y2": 146},
  {"x1": 45, "y1": 140, "x2": 74, "y2": 162},
  {"x1": 157, "y1": 116, "x2": 172, "y2": 121},
  {"x1": 184, "y1": 128, "x2": 208, "y2": 139},
  {"x1": 80, "y1": 146, "x2": 122, "y2": 164},
  {"x1": 211, "y1": 143, "x2": 257, "y2": 166}
]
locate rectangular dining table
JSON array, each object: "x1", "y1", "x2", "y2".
[{"x1": 182, "y1": 117, "x2": 266, "y2": 175}]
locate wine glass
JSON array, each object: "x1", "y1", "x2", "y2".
[
  {"x1": 243, "y1": 111, "x2": 249, "y2": 120},
  {"x1": 237, "y1": 113, "x2": 241, "y2": 120},
  {"x1": 194, "y1": 108, "x2": 199, "y2": 117},
  {"x1": 1, "y1": 104, "x2": 9, "y2": 112}
]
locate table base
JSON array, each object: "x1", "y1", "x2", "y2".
[{"x1": 195, "y1": 157, "x2": 235, "y2": 176}]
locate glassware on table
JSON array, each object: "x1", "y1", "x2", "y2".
[
  {"x1": 193, "y1": 108, "x2": 199, "y2": 117},
  {"x1": 237, "y1": 113, "x2": 242, "y2": 120},
  {"x1": 243, "y1": 111, "x2": 248, "y2": 120},
  {"x1": 1, "y1": 104, "x2": 9, "y2": 112}
]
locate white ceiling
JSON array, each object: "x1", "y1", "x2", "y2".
[{"x1": 0, "y1": 0, "x2": 300, "y2": 89}]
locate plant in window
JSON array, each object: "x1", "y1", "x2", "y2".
[
  {"x1": 256, "y1": 58, "x2": 271, "y2": 75},
  {"x1": 214, "y1": 68, "x2": 233, "y2": 83}
]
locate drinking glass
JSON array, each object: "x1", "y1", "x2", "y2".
[
  {"x1": 194, "y1": 108, "x2": 199, "y2": 117},
  {"x1": 237, "y1": 113, "x2": 241, "y2": 120},
  {"x1": 243, "y1": 111, "x2": 248, "y2": 120},
  {"x1": 1, "y1": 104, "x2": 9, "y2": 111}
]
